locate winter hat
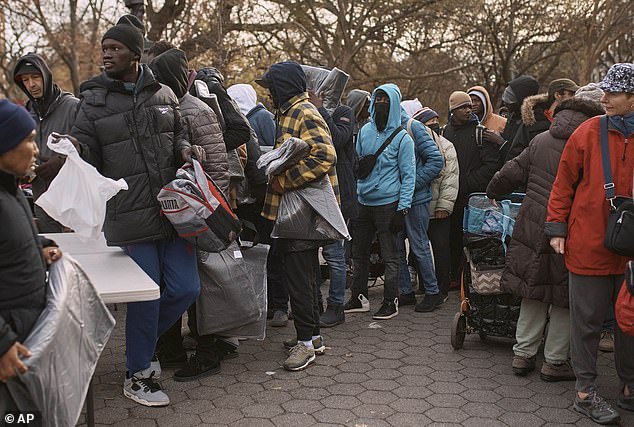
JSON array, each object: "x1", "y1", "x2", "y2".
[
  {"x1": 599, "y1": 63, "x2": 634, "y2": 94},
  {"x1": 413, "y1": 107, "x2": 439, "y2": 124},
  {"x1": 14, "y1": 61, "x2": 40, "y2": 79},
  {"x1": 508, "y1": 75, "x2": 539, "y2": 104},
  {"x1": 449, "y1": 91, "x2": 472, "y2": 111},
  {"x1": 117, "y1": 14, "x2": 145, "y2": 34},
  {"x1": 401, "y1": 98, "x2": 423, "y2": 117},
  {"x1": 574, "y1": 83, "x2": 604, "y2": 105},
  {"x1": 548, "y1": 78, "x2": 579, "y2": 98},
  {"x1": 0, "y1": 100, "x2": 36, "y2": 156},
  {"x1": 102, "y1": 24, "x2": 144, "y2": 58}
]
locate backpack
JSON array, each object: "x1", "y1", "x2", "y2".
[
  {"x1": 616, "y1": 261, "x2": 634, "y2": 336},
  {"x1": 157, "y1": 159, "x2": 241, "y2": 252}
]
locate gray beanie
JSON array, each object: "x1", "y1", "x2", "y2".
[{"x1": 574, "y1": 83, "x2": 604, "y2": 105}]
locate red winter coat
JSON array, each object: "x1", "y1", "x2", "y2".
[{"x1": 546, "y1": 116, "x2": 633, "y2": 276}]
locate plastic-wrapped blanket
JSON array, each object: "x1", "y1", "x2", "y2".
[
  {"x1": 196, "y1": 242, "x2": 268, "y2": 339},
  {"x1": 301, "y1": 65, "x2": 350, "y2": 114},
  {"x1": 7, "y1": 255, "x2": 115, "y2": 427},
  {"x1": 256, "y1": 137, "x2": 311, "y2": 176}
]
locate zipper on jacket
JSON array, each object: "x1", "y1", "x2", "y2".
[{"x1": 623, "y1": 137, "x2": 628, "y2": 161}]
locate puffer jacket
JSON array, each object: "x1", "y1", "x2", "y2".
[
  {"x1": 71, "y1": 65, "x2": 190, "y2": 246},
  {"x1": 423, "y1": 127, "x2": 459, "y2": 217},
  {"x1": 487, "y1": 98, "x2": 604, "y2": 306},
  {"x1": 402, "y1": 111, "x2": 443, "y2": 206},
  {"x1": 149, "y1": 48, "x2": 229, "y2": 194},
  {"x1": 504, "y1": 93, "x2": 552, "y2": 161},
  {"x1": 0, "y1": 172, "x2": 51, "y2": 357},
  {"x1": 467, "y1": 85, "x2": 507, "y2": 133}
]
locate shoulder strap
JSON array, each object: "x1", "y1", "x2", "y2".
[
  {"x1": 375, "y1": 126, "x2": 404, "y2": 158},
  {"x1": 599, "y1": 115, "x2": 616, "y2": 201},
  {"x1": 406, "y1": 118, "x2": 414, "y2": 139}
]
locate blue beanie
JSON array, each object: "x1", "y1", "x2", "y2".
[{"x1": 0, "y1": 100, "x2": 36, "y2": 155}]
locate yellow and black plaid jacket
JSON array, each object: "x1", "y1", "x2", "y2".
[{"x1": 261, "y1": 93, "x2": 339, "y2": 221}]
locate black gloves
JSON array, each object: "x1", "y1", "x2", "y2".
[
  {"x1": 34, "y1": 155, "x2": 65, "y2": 182},
  {"x1": 389, "y1": 209, "x2": 408, "y2": 233},
  {"x1": 482, "y1": 129, "x2": 505, "y2": 146}
]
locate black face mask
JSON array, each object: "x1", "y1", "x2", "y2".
[
  {"x1": 428, "y1": 123, "x2": 441, "y2": 135},
  {"x1": 375, "y1": 103, "x2": 389, "y2": 131}
]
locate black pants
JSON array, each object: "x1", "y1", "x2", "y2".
[
  {"x1": 350, "y1": 202, "x2": 399, "y2": 302},
  {"x1": 449, "y1": 201, "x2": 466, "y2": 281},
  {"x1": 428, "y1": 216, "x2": 452, "y2": 295},
  {"x1": 283, "y1": 242, "x2": 320, "y2": 341}
]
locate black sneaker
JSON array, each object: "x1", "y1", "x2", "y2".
[
  {"x1": 399, "y1": 292, "x2": 417, "y2": 306},
  {"x1": 415, "y1": 292, "x2": 442, "y2": 312},
  {"x1": 344, "y1": 294, "x2": 370, "y2": 313},
  {"x1": 174, "y1": 353, "x2": 221, "y2": 382},
  {"x1": 574, "y1": 390, "x2": 620, "y2": 425},
  {"x1": 320, "y1": 304, "x2": 345, "y2": 327},
  {"x1": 372, "y1": 298, "x2": 398, "y2": 320}
]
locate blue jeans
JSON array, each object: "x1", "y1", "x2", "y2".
[
  {"x1": 123, "y1": 237, "x2": 200, "y2": 374},
  {"x1": 322, "y1": 240, "x2": 347, "y2": 306},
  {"x1": 398, "y1": 202, "x2": 439, "y2": 295}
]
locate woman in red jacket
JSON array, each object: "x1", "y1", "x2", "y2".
[{"x1": 546, "y1": 63, "x2": 634, "y2": 425}]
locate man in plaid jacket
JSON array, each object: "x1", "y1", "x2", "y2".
[{"x1": 256, "y1": 61, "x2": 339, "y2": 371}]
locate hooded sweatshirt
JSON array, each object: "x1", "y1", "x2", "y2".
[
  {"x1": 150, "y1": 48, "x2": 229, "y2": 193},
  {"x1": 228, "y1": 84, "x2": 276, "y2": 147},
  {"x1": 356, "y1": 83, "x2": 415, "y2": 211},
  {"x1": 467, "y1": 85, "x2": 507, "y2": 133},
  {"x1": 13, "y1": 53, "x2": 79, "y2": 160},
  {"x1": 500, "y1": 75, "x2": 540, "y2": 148},
  {"x1": 259, "y1": 61, "x2": 338, "y2": 222},
  {"x1": 346, "y1": 89, "x2": 371, "y2": 135}
]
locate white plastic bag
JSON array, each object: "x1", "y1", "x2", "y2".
[{"x1": 35, "y1": 136, "x2": 128, "y2": 239}]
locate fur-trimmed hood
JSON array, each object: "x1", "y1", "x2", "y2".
[{"x1": 521, "y1": 93, "x2": 550, "y2": 127}]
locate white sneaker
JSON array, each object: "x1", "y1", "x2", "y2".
[{"x1": 123, "y1": 368, "x2": 169, "y2": 407}]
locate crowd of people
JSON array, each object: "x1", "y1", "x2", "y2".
[{"x1": 0, "y1": 13, "x2": 633, "y2": 426}]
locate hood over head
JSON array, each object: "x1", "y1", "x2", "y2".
[
  {"x1": 346, "y1": 89, "x2": 371, "y2": 119},
  {"x1": 148, "y1": 48, "x2": 189, "y2": 99},
  {"x1": 467, "y1": 85, "x2": 494, "y2": 122},
  {"x1": 400, "y1": 98, "x2": 423, "y2": 117},
  {"x1": 13, "y1": 52, "x2": 62, "y2": 117},
  {"x1": 508, "y1": 75, "x2": 540, "y2": 105},
  {"x1": 196, "y1": 67, "x2": 225, "y2": 87},
  {"x1": 549, "y1": 97, "x2": 605, "y2": 140},
  {"x1": 227, "y1": 84, "x2": 258, "y2": 116},
  {"x1": 255, "y1": 61, "x2": 306, "y2": 109},
  {"x1": 369, "y1": 83, "x2": 403, "y2": 133},
  {"x1": 520, "y1": 93, "x2": 550, "y2": 126}
]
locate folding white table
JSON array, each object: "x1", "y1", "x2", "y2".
[{"x1": 42, "y1": 233, "x2": 160, "y2": 427}]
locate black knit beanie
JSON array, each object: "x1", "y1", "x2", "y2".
[
  {"x1": 508, "y1": 75, "x2": 540, "y2": 104},
  {"x1": 102, "y1": 24, "x2": 144, "y2": 58},
  {"x1": 0, "y1": 100, "x2": 36, "y2": 156}
]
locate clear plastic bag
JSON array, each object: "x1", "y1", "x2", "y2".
[
  {"x1": 301, "y1": 65, "x2": 350, "y2": 113},
  {"x1": 35, "y1": 136, "x2": 128, "y2": 239},
  {"x1": 256, "y1": 137, "x2": 310, "y2": 176}
]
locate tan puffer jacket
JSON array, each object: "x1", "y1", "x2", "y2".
[{"x1": 424, "y1": 126, "x2": 459, "y2": 217}]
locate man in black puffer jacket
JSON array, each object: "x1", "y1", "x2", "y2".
[
  {"x1": 68, "y1": 24, "x2": 204, "y2": 408},
  {"x1": 0, "y1": 100, "x2": 61, "y2": 410}
]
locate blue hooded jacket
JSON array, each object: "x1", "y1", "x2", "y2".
[
  {"x1": 400, "y1": 108, "x2": 443, "y2": 206},
  {"x1": 356, "y1": 83, "x2": 415, "y2": 211}
]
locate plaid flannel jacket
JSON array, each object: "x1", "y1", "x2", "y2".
[{"x1": 261, "y1": 93, "x2": 339, "y2": 221}]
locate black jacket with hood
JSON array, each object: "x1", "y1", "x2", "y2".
[
  {"x1": 504, "y1": 93, "x2": 552, "y2": 162},
  {"x1": 500, "y1": 75, "x2": 540, "y2": 161},
  {"x1": 190, "y1": 67, "x2": 251, "y2": 151},
  {"x1": 149, "y1": 48, "x2": 230, "y2": 194},
  {"x1": 70, "y1": 65, "x2": 190, "y2": 246}
]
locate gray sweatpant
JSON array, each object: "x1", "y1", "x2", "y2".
[{"x1": 569, "y1": 272, "x2": 634, "y2": 393}]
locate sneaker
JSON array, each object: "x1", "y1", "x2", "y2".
[
  {"x1": 414, "y1": 292, "x2": 442, "y2": 312},
  {"x1": 283, "y1": 336, "x2": 326, "y2": 355},
  {"x1": 618, "y1": 390, "x2": 634, "y2": 412},
  {"x1": 271, "y1": 310, "x2": 289, "y2": 327},
  {"x1": 150, "y1": 354, "x2": 162, "y2": 379},
  {"x1": 399, "y1": 292, "x2": 417, "y2": 306},
  {"x1": 540, "y1": 361, "x2": 576, "y2": 382},
  {"x1": 123, "y1": 370, "x2": 169, "y2": 407},
  {"x1": 512, "y1": 355, "x2": 536, "y2": 376},
  {"x1": 283, "y1": 343, "x2": 316, "y2": 371},
  {"x1": 173, "y1": 353, "x2": 221, "y2": 382},
  {"x1": 372, "y1": 298, "x2": 399, "y2": 320},
  {"x1": 599, "y1": 331, "x2": 615, "y2": 352},
  {"x1": 320, "y1": 304, "x2": 345, "y2": 328},
  {"x1": 574, "y1": 390, "x2": 620, "y2": 425},
  {"x1": 344, "y1": 294, "x2": 370, "y2": 313}
]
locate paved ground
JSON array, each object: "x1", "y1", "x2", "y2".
[{"x1": 79, "y1": 281, "x2": 633, "y2": 427}]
